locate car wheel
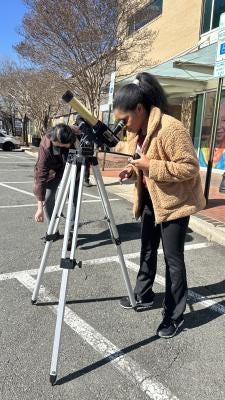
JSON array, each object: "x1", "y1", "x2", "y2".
[{"x1": 3, "y1": 142, "x2": 15, "y2": 151}]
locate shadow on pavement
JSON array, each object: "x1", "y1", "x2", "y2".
[{"x1": 55, "y1": 334, "x2": 159, "y2": 385}]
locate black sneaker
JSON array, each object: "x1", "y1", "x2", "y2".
[
  {"x1": 157, "y1": 315, "x2": 184, "y2": 339},
  {"x1": 120, "y1": 293, "x2": 155, "y2": 310},
  {"x1": 84, "y1": 180, "x2": 92, "y2": 187}
]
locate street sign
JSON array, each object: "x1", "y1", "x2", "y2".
[
  {"x1": 108, "y1": 71, "x2": 116, "y2": 105},
  {"x1": 214, "y1": 12, "x2": 225, "y2": 77}
]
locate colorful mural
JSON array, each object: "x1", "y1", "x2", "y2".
[{"x1": 199, "y1": 93, "x2": 225, "y2": 170}]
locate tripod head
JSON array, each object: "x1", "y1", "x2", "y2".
[{"x1": 62, "y1": 91, "x2": 125, "y2": 150}]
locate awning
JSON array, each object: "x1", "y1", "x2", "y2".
[{"x1": 116, "y1": 43, "x2": 217, "y2": 97}]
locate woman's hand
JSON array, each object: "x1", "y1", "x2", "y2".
[
  {"x1": 119, "y1": 166, "x2": 133, "y2": 182},
  {"x1": 35, "y1": 202, "x2": 44, "y2": 222},
  {"x1": 130, "y1": 154, "x2": 149, "y2": 171}
]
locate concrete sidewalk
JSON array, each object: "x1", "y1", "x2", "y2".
[{"x1": 26, "y1": 148, "x2": 225, "y2": 246}]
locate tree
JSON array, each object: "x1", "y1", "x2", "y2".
[
  {"x1": 0, "y1": 99, "x2": 15, "y2": 135},
  {"x1": 15, "y1": 0, "x2": 157, "y2": 116},
  {"x1": 0, "y1": 62, "x2": 65, "y2": 137}
]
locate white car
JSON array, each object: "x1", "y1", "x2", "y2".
[{"x1": 0, "y1": 130, "x2": 21, "y2": 151}]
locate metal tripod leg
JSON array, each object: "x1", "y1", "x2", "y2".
[
  {"x1": 92, "y1": 162, "x2": 136, "y2": 308},
  {"x1": 31, "y1": 162, "x2": 72, "y2": 303},
  {"x1": 50, "y1": 161, "x2": 85, "y2": 385}
]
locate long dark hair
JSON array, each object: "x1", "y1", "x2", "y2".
[
  {"x1": 113, "y1": 72, "x2": 168, "y2": 114},
  {"x1": 48, "y1": 123, "x2": 75, "y2": 144}
]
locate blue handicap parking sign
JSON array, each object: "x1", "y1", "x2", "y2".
[{"x1": 220, "y1": 43, "x2": 225, "y2": 54}]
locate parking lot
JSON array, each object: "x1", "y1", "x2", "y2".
[{"x1": 1, "y1": 150, "x2": 225, "y2": 400}]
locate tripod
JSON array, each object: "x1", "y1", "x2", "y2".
[{"x1": 31, "y1": 148, "x2": 136, "y2": 385}]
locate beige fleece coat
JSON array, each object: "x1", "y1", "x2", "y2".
[{"x1": 116, "y1": 107, "x2": 206, "y2": 224}]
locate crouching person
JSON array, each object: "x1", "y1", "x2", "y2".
[{"x1": 33, "y1": 123, "x2": 80, "y2": 247}]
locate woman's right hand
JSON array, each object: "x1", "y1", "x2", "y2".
[
  {"x1": 119, "y1": 166, "x2": 133, "y2": 182},
  {"x1": 35, "y1": 204, "x2": 44, "y2": 222}
]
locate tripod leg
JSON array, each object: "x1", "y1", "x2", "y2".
[
  {"x1": 92, "y1": 163, "x2": 136, "y2": 308},
  {"x1": 70, "y1": 159, "x2": 86, "y2": 257},
  {"x1": 50, "y1": 162, "x2": 78, "y2": 383},
  {"x1": 31, "y1": 163, "x2": 72, "y2": 304}
]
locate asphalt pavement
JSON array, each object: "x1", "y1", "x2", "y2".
[{"x1": 0, "y1": 150, "x2": 225, "y2": 400}]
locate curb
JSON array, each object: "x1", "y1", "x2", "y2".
[{"x1": 189, "y1": 215, "x2": 225, "y2": 246}]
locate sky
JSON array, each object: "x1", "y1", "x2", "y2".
[{"x1": 0, "y1": 0, "x2": 27, "y2": 63}]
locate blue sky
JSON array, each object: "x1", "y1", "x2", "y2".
[{"x1": 0, "y1": 0, "x2": 27, "y2": 63}]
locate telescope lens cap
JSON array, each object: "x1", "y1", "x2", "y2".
[{"x1": 62, "y1": 90, "x2": 74, "y2": 103}]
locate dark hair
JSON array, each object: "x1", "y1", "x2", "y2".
[
  {"x1": 48, "y1": 123, "x2": 75, "y2": 144},
  {"x1": 113, "y1": 72, "x2": 168, "y2": 114}
]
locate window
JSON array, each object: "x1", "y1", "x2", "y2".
[
  {"x1": 201, "y1": 0, "x2": 225, "y2": 34},
  {"x1": 128, "y1": 0, "x2": 163, "y2": 36}
]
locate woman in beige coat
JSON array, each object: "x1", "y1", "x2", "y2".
[{"x1": 113, "y1": 72, "x2": 205, "y2": 338}]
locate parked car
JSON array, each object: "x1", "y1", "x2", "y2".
[{"x1": 0, "y1": 130, "x2": 21, "y2": 151}]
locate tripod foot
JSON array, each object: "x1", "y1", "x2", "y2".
[
  {"x1": 31, "y1": 299, "x2": 37, "y2": 305},
  {"x1": 50, "y1": 374, "x2": 57, "y2": 386}
]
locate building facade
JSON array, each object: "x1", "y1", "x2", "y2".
[{"x1": 113, "y1": 0, "x2": 225, "y2": 172}]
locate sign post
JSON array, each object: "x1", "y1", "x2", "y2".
[
  {"x1": 102, "y1": 72, "x2": 116, "y2": 171},
  {"x1": 204, "y1": 13, "x2": 225, "y2": 201}
]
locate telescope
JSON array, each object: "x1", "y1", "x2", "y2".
[{"x1": 62, "y1": 91, "x2": 125, "y2": 149}]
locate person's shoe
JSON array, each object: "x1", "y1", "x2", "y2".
[
  {"x1": 120, "y1": 293, "x2": 155, "y2": 310},
  {"x1": 156, "y1": 315, "x2": 184, "y2": 339},
  {"x1": 84, "y1": 180, "x2": 92, "y2": 187}
]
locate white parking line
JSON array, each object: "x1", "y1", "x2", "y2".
[
  {"x1": 125, "y1": 258, "x2": 225, "y2": 316},
  {"x1": 0, "y1": 244, "x2": 211, "y2": 282},
  {"x1": 0, "y1": 169, "x2": 34, "y2": 172},
  {"x1": 0, "y1": 204, "x2": 36, "y2": 209},
  {"x1": 0, "y1": 183, "x2": 34, "y2": 196},
  {"x1": 2, "y1": 155, "x2": 35, "y2": 160},
  {"x1": 0, "y1": 199, "x2": 121, "y2": 209},
  {"x1": 82, "y1": 192, "x2": 101, "y2": 199},
  {"x1": 2, "y1": 244, "x2": 223, "y2": 316},
  {"x1": 16, "y1": 272, "x2": 179, "y2": 400},
  {"x1": 0, "y1": 181, "x2": 33, "y2": 183},
  {"x1": 0, "y1": 182, "x2": 103, "y2": 199}
]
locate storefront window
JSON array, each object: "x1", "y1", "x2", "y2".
[
  {"x1": 198, "y1": 90, "x2": 225, "y2": 170},
  {"x1": 201, "y1": 0, "x2": 225, "y2": 34}
]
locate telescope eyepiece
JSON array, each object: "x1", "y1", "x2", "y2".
[
  {"x1": 113, "y1": 119, "x2": 126, "y2": 136},
  {"x1": 62, "y1": 90, "x2": 74, "y2": 103}
]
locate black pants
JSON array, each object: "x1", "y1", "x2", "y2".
[
  {"x1": 134, "y1": 188, "x2": 189, "y2": 321},
  {"x1": 44, "y1": 172, "x2": 80, "y2": 230}
]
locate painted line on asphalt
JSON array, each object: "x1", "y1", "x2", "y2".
[
  {"x1": 2, "y1": 242, "x2": 223, "y2": 316},
  {"x1": 16, "y1": 272, "x2": 179, "y2": 400},
  {"x1": 125, "y1": 260, "x2": 225, "y2": 316},
  {"x1": 0, "y1": 182, "x2": 103, "y2": 200},
  {"x1": 0, "y1": 169, "x2": 34, "y2": 172},
  {"x1": 0, "y1": 199, "x2": 121, "y2": 209},
  {"x1": 0, "y1": 161, "x2": 35, "y2": 164},
  {"x1": 2, "y1": 155, "x2": 35, "y2": 160},
  {"x1": 81, "y1": 192, "x2": 101, "y2": 199},
  {"x1": 0, "y1": 204, "x2": 36, "y2": 209},
  {"x1": 0, "y1": 182, "x2": 34, "y2": 196},
  {"x1": 0, "y1": 181, "x2": 33, "y2": 183},
  {"x1": 0, "y1": 243, "x2": 211, "y2": 282}
]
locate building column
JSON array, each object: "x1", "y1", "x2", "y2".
[{"x1": 181, "y1": 97, "x2": 195, "y2": 134}]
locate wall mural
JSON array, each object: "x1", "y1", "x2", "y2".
[{"x1": 199, "y1": 92, "x2": 225, "y2": 170}]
